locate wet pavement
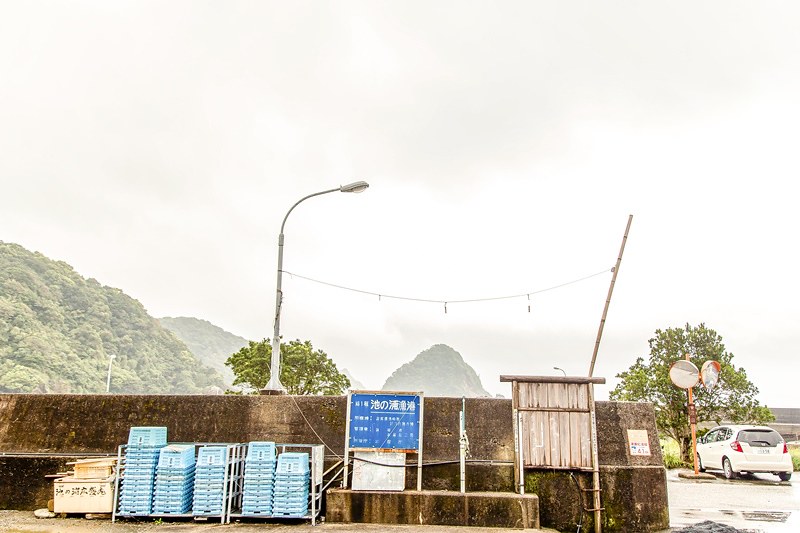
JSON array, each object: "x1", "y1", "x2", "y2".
[{"x1": 666, "y1": 468, "x2": 799, "y2": 532}]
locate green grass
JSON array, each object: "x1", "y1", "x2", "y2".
[
  {"x1": 660, "y1": 438, "x2": 690, "y2": 469},
  {"x1": 790, "y1": 447, "x2": 800, "y2": 472}
]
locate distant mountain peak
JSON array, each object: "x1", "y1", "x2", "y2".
[
  {"x1": 381, "y1": 344, "x2": 490, "y2": 397},
  {"x1": 158, "y1": 317, "x2": 248, "y2": 387}
]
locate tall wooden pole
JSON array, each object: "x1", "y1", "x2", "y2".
[{"x1": 588, "y1": 215, "x2": 633, "y2": 377}]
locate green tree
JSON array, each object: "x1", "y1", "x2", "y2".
[
  {"x1": 610, "y1": 323, "x2": 774, "y2": 461},
  {"x1": 225, "y1": 339, "x2": 350, "y2": 395}
]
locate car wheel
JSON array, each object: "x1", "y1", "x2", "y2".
[
  {"x1": 723, "y1": 457, "x2": 737, "y2": 479},
  {"x1": 778, "y1": 472, "x2": 792, "y2": 482},
  {"x1": 697, "y1": 454, "x2": 706, "y2": 473}
]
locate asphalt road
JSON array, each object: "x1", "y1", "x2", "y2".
[{"x1": 667, "y1": 468, "x2": 800, "y2": 532}]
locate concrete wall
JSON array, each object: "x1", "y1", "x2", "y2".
[
  {"x1": 0, "y1": 394, "x2": 667, "y2": 531},
  {"x1": 527, "y1": 401, "x2": 669, "y2": 532}
]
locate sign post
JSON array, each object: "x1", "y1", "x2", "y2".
[
  {"x1": 343, "y1": 391, "x2": 424, "y2": 491},
  {"x1": 668, "y1": 356, "x2": 721, "y2": 476}
]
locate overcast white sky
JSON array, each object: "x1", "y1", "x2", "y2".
[{"x1": 2, "y1": 1, "x2": 798, "y2": 406}]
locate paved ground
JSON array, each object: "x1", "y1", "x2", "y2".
[
  {"x1": 4, "y1": 469, "x2": 797, "y2": 532},
  {"x1": 0, "y1": 512, "x2": 555, "y2": 533},
  {"x1": 666, "y1": 468, "x2": 799, "y2": 532}
]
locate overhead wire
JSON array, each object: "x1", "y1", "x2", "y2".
[{"x1": 281, "y1": 267, "x2": 613, "y2": 308}]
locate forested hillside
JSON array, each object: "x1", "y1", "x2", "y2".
[
  {"x1": 382, "y1": 344, "x2": 491, "y2": 397},
  {"x1": 0, "y1": 242, "x2": 224, "y2": 393},
  {"x1": 159, "y1": 317, "x2": 248, "y2": 386}
]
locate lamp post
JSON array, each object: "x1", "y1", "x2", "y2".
[
  {"x1": 553, "y1": 366, "x2": 566, "y2": 377},
  {"x1": 106, "y1": 354, "x2": 116, "y2": 393},
  {"x1": 261, "y1": 181, "x2": 370, "y2": 394}
]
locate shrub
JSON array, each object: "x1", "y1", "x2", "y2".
[
  {"x1": 790, "y1": 447, "x2": 800, "y2": 472},
  {"x1": 663, "y1": 451, "x2": 689, "y2": 469},
  {"x1": 661, "y1": 438, "x2": 690, "y2": 469}
]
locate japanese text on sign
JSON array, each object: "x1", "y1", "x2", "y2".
[
  {"x1": 627, "y1": 429, "x2": 651, "y2": 456},
  {"x1": 349, "y1": 393, "x2": 421, "y2": 451},
  {"x1": 54, "y1": 485, "x2": 107, "y2": 497}
]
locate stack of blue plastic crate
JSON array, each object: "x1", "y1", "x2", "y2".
[
  {"x1": 118, "y1": 426, "x2": 167, "y2": 516},
  {"x1": 192, "y1": 446, "x2": 229, "y2": 516},
  {"x1": 272, "y1": 452, "x2": 310, "y2": 518},
  {"x1": 241, "y1": 442, "x2": 277, "y2": 516},
  {"x1": 152, "y1": 444, "x2": 196, "y2": 514}
]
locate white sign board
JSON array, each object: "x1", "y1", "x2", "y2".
[
  {"x1": 627, "y1": 429, "x2": 651, "y2": 456},
  {"x1": 351, "y1": 451, "x2": 405, "y2": 491}
]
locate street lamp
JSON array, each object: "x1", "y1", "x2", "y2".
[
  {"x1": 553, "y1": 366, "x2": 566, "y2": 377},
  {"x1": 106, "y1": 354, "x2": 116, "y2": 393},
  {"x1": 261, "y1": 181, "x2": 370, "y2": 394}
]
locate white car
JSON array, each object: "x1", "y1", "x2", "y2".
[{"x1": 697, "y1": 425, "x2": 793, "y2": 481}]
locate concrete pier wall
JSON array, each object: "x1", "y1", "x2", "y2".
[{"x1": 0, "y1": 394, "x2": 668, "y2": 531}]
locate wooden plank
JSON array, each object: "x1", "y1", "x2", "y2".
[
  {"x1": 567, "y1": 383, "x2": 579, "y2": 409},
  {"x1": 534, "y1": 382, "x2": 547, "y2": 408},
  {"x1": 559, "y1": 410, "x2": 571, "y2": 468},
  {"x1": 535, "y1": 410, "x2": 549, "y2": 467},
  {"x1": 577, "y1": 383, "x2": 589, "y2": 410},
  {"x1": 500, "y1": 375, "x2": 606, "y2": 384},
  {"x1": 547, "y1": 412, "x2": 559, "y2": 466},
  {"x1": 547, "y1": 383, "x2": 561, "y2": 409},
  {"x1": 580, "y1": 412, "x2": 592, "y2": 466},
  {"x1": 568, "y1": 411, "x2": 582, "y2": 468},
  {"x1": 529, "y1": 411, "x2": 544, "y2": 466}
]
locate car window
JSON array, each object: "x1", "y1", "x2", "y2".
[
  {"x1": 738, "y1": 429, "x2": 783, "y2": 447},
  {"x1": 704, "y1": 430, "x2": 718, "y2": 443},
  {"x1": 722, "y1": 428, "x2": 733, "y2": 440}
]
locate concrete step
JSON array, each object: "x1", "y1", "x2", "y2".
[{"x1": 327, "y1": 489, "x2": 539, "y2": 529}]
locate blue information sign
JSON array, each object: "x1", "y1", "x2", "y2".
[{"x1": 348, "y1": 393, "x2": 422, "y2": 451}]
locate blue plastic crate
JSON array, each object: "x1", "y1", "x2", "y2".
[
  {"x1": 153, "y1": 494, "x2": 190, "y2": 501},
  {"x1": 117, "y1": 509, "x2": 153, "y2": 516},
  {"x1": 194, "y1": 482, "x2": 225, "y2": 490},
  {"x1": 243, "y1": 485, "x2": 275, "y2": 493},
  {"x1": 194, "y1": 481, "x2": 226, "y2": 491},
  {"x1": 154, "y1": 486, "x2": 194, "y2": 496},
  {"x1": 196, "y1": 446, "x2": 228, "y2": 465},
  {"x1": 124, "y1": 450, "x2": 162, "y2": 460},
  {"x1": 120, "y1": 486, "x2": 155, "y2": 496},
  {"x1": 273, "y1": 501, "x2": 309, "y2": 509},
  {"x1": 157, "y1": 444, "x2": 195, "y2": 468},
  {"x1": 241, "y1": 510, "x2": 273, "y2": 516},
  {"x1": 242, "y1": 490, "x2": 274, "y2": 498},
  {"x1": 153, "y1": 495, "x2": 193, "y2": 504},
  {"x1": 274, "y1": 477, "x2": 309, "y2": 486},
  {"x1": 246, "y1": 464, "x2": 277, "y2": 472},
  {"x1": 192, "y1": 507, "x2": 222, "y2": 516},
  {"x1": 119, "y1": 497, "x2": 153, "y2": 507},
  {"x1": 127, "y1": 427, "x2": 167, "y2": 447},
  {"x1": 273, "y1": 490, "x2": 309, "y2": 500},
  {"x1": 275, "y1": 452, "x2": 309, "y2": 474},
  {"x1": 195, "y1": 464, "x2": 227, "y2": 474},
  {"x1": 246, "y1": 442, "x2": 277, "y2": 462},
  {"x1": 242, "y1": 489, "x2": 273, "y2": 496},
  {"x1": 194, "y1": 495, "x2": 225, "y2": 502},
  {"x1": 272, "y1": 509, "x2": 308, "y2": 517}
]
